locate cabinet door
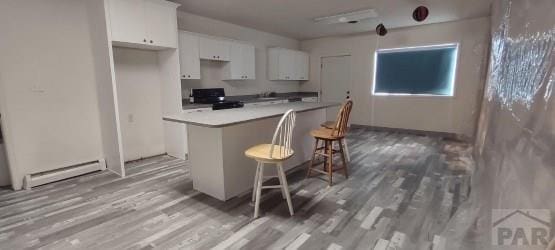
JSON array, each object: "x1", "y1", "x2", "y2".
[
  {"x1": 278, "y1": 49, "x2": 295, "y2": 80},
  {"x1": 199, "y1": 36, "x2": 230, "y2": 61},
  {"x1": 198, "y1": 36, "x2": 217, "y2": 60},
  {"x1": 108, "y1": 0, "x2": 146, "y2": 44},
  {"x1": 144, "y1": 0, "x2": 177, "y2": 48},
  {"x1": 178, "y1": 32, "x2": 201, "y2": 79},
  {"x1": 216, "y1": 39, "x2": 231, "y2": 61},
  {"x1": 243, "y1": 44, "x2": 256, "y2": 79},
  {"x1": 296, "y1": 51, "x2": 309, "y2": 80},
  {"x1": 230, "y1": 42, "x2": 245, "y2": 79}
]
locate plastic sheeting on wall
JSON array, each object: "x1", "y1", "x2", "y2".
[{"x1": 439, "y1": 0, "x2": 555, "y2": 249}]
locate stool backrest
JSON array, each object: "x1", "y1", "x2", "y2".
[
  {"x1": 332, "y1": 100, "x2": 353, "y2": 137},
  {"x1": 270, "y1": 109, "x2": 296, "y2": 159}
]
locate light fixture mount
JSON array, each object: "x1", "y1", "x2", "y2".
[{"x1": 314, "y1": 9, "x2": 378, "y2": 24}]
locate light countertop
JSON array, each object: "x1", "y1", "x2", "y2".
[
  {"x1": 164, "y1": 102, "x2": 339, "y2": 128},
  {"x1": 182, "y1": 92, "x2": 318, "y2": 110}
]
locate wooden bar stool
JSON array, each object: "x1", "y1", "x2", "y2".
[
  {"x1": 306, "y1": 101, "x2": 353, "y2": 186},
  {"x1": 245, "y1": 110, "x2": 296, "y2": 218},
  {"x1": 320, "y1": 122, "x2": 350, "y2": 162}
]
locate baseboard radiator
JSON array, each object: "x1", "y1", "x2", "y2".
[{"x1": 23, "y1": 159, "x2": 106, "y2": 190}]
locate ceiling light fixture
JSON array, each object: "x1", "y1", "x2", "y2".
[
  {"x1": 376, "y1": 23, "x2": 387, "y2": 36},
  {"x1": 314, "y1": 9, "x2": 378, "y2": 24},
  {"x1": 413, "y1": 6, "x2": 429, "y2": 22}
]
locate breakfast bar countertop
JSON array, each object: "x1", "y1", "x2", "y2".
[{"x1": 163, "y1": 102, "x2": 339, "y2": 128}]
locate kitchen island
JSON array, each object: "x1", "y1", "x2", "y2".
[{"x1": 163, "y1": 102, "x2": 339, "y2": 201}]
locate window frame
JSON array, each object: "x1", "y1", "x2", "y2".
[{"x1": 371, "y1": 43, "x2": 460, "y2": 97}]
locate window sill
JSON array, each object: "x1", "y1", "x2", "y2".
[{"x1": 372, "y1": 93, "x2": 455, "y2": 98}]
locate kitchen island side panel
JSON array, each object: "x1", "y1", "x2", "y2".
[
  {"x1": 221, "y1": 108, "x2": 325, "y2": 199},
  {"x1": 188, "y1": 125, "x2": 226, "y2": 200}
]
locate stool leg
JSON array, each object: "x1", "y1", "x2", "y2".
[
  {"x1": 327, "y1": 140, "x2": 334, "y2": 186},
  {"x1": 339, "y1": 139, "x2": 349, "y2": 179},
  {"x1": 254, "y1": 163, "x2": 264, "y2": 218},
  {"x1": 323, "y1": 140, "x2": 329, "y2": 172},
  {"x1": 278, "y1": 163, "x2": 294, "y2": 216},
  {"x1": 252, "y1": 161, "x2": 261, "y2": 203},
  {"x1": 342, "y1": 138, "x2": 351, "y2": 162},
  {"x1": 278, "y1": 163, "x2": 286, "y2": 200},
  {"x1": 306, "y1": 138, "x2": 319, "y2": 178}
]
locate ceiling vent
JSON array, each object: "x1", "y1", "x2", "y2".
[{"x1": 314, "y1": 9, "x2": 378, "y2": 24}]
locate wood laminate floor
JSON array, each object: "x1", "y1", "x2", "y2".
[{"x1": 0, "y1": 128, "x2": 474, "y2": 250}]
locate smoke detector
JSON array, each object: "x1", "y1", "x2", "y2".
[{"x1": 314, "y1": 9, "x2": 378, "y2": 24}]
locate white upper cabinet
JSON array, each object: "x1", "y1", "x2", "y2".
[
  {"x1": 108, "y1": 0, "x2": 145, "y2": 45},
  {"x1": 143, "y1": 0, "x2": 178, "y2": 48},
  {"x1": 296, "y1": 51, "x2": 309, "y2": 80},
  {"x1": 268, "y1": 48, "x2": 309, "y2": 81},
  {"x1": 199, "y1": 36, "x2": 230, "y2": 61},
  {"x1": 223, "y1": 42, "x2": 255, "y2": 80},
  {"x1": 243, "y1": 44, "x2": 256, "y2": 79},
  {"x1": 107, "y1": 0, "x2": 179, "y2": 50},
  {"x1": 178, "y1": 31, "x2": 201, "y2": 79}
]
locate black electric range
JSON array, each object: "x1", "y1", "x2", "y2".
[{"x1": 191, "y1": 88, "x2": 244, "y2": 110}]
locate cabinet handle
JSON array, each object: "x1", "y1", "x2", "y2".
[
  {"x1": 143, "y1": 39, "x2": 147, "y2": 42},
  {"x1": 188, "y1": 75, "x2": 191, "y2": 78},
  {"x1": 150, "y1": 40, "x2": 153, "y2": 44}
]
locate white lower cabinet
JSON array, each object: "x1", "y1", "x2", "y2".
[
  {"x1": 301, "y1": 97, "x2": 318, "y2": 103},
  {"x1": 244, "y1": 100, "x2": 287, "y2": 107}
]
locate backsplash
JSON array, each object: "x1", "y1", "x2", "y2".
[{"x1": 181, "y1": 59, "x2": 301, "y2": 99}]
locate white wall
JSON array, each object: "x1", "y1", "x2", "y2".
[
  {"x1": 0, "y1": 105, "x2": 9, "y2": 187},
  {"x1": 176, "y1": 11, "x2": 302, "y2": 96},
  {"x1": 0, "y1": 138, "x2": 9, "y2": 187},
  {"x1": 0, "y1": 0, "x2": 105, "y2": 190},
  {"x1": 87, "y1": 0, "x2": 125, "y2": 176},
  {"x1": 113, "y1": 48, "x2": 166, "y2": 162},
  {"x1": 301, "y1": 17, "x2": 490, "y2": 138}
]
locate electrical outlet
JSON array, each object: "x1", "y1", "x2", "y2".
[{"x1": 31, "y1": 83, "x2": 45, "y2": 93}]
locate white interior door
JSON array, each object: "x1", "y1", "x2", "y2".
[{"x1": 320, "y1": 55, "x2": 351, "y2": 121}]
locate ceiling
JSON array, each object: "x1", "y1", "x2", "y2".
[{"x1": 171, "y1": 0, "x2": 492, "y2": 40}]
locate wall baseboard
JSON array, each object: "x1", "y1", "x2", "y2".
[
  {"x1": 23, "y1": 159, "x2": 106, "y2": 190},
  {"x1": 350, "y1": 124, "x2": 472, "y2": 142}
]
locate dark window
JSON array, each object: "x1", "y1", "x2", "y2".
[{"x1": 373, "y1": 44, "x2": 458, "y2": 96}]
